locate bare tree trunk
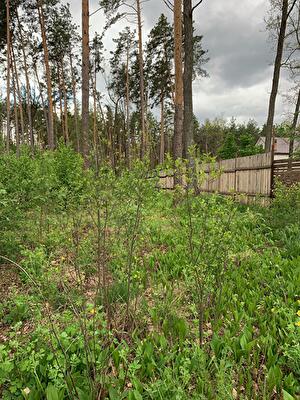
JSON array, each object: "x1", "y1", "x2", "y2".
[
  {"x1": 12, "y1": 72, "x2": 20, "y2": 157},
  {"x1": 113, "y1": 99, "x2": 120, "y2": 167},
  {"x1": 183, "y1": 0, "x2": 194, "y2": 159},
  {"x1": 11, "y1": 45, "x2": 25, "y2": 144},
  {"x1": 6, "y1": 0, "x2": 11, "y2": 152},
  {"x1": 37, "y1": 0, "x2": 55, "y2": 149},
  {"x1": 57, "y1": 64, "x2": 65, "y2": 141},
  {"x1": 136, "y1": 0, "x2": 146, "y2": 159},
  {"x1": 159, "y1": 97, "x2": 165, "y2": 164},
  {"x1": 92, "y1": 69, "x2": 99, "y2": 170},
  {"x1": 125, "y1": 42, "x2": 130, "y2": 167},
  {"x1": 289, "y1": 88, "x2": 300, "y2": 157},
  {"x1": 61, "y1": 60, "x2": 69, "y2": 144},
  {"x1": 108, "y1": 120, "x2": 115, "y2": 172},
  {"x1": 82, "y1": 0, "x2": 90, "y2": 166},
  {"x1": 265, "y1": 0, "x2": 292, "y2": 151},
  {"x1": 173, "y1": 0, "x2": 184, "y2": 161},
  {"x1": 16, "y1": 9, "x2": 34, "y2": 151},
  {"x1": 69, "y1": 51, "x2": 80, "y2": 153},
  {"x1": 33, "y1": 63, "x2": 49, "y2": 141}
]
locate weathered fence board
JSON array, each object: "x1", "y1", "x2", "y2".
[
  {"x1": 156, "y1": 153, "x2": 299, "y2": 203},
  {"x1": 195, "y1": 153, "x2": 273, "y2": 203}
]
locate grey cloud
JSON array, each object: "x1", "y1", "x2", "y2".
[{"x1": 64, "y1": 0, "x2": 294, "y2": 125}]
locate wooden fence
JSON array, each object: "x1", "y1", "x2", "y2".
[{"x1": 157, "y1": 152, "x2": 300, "y2": 204}]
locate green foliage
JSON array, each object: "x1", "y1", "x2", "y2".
[
  {"x1": 0, "y1": 147, "x2": 299, "y2": 399},
  {"x1": 195, "y1": 118, "x2": 264, "y2": 159}
]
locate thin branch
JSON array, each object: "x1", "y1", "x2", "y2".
[
  {"x1": 287, "y1": 0, "x2": 298, "y2": 19},
  {"x1": 192, "y1": 0, "x2": 204, "y2": 13},
  {"x1": 89, "y1": 7, "x2": 102, "y2": 17},
  {"x1": 163, "y1": 0, "x2": 174, "y2": 12}
]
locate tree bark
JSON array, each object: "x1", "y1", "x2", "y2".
[
  {"x1": 265, "y1": 0, "x2": 290, "y2": 151},
  {"x1": 183, "y1": 0, "x2": 194, "y2": 159},
  {"x1": 125, "y1": 41, "x2": 130, "y2": 167},
  {"x1": 6, "y1": 0, "x2": 11, "y2": 152},
  {"x1": 61, "y1": 60, "x2": 69, "y2": 144},
  {"x1": 33, "y1": 62, "x2": 49, "y2": 143},
  {"x1": 289, "y1": 88, "x2": 300, "y2": 157},
  {"x1": 57, "y1": 64, "x2": 64, "y2": 140},
  {"x1": 16, "y1": 9, "x2": 34, "y2": 151},
  {"x1": 12, "y1": 71, "x2": 20, "y2": 157},
  {"x1": 173, "y1": 0, "x2": 184, "y2": 160},
  {"x1": 92, "y1": 68, "x2": 99, "y2": 171},
  {"x1": 11, "y1": 45, "x2": 25, "y2": 144},
  {"x1": 136, "y1": 0, "x2": 146, "y2": 159},
  {"x1": 69, "y1": 51, "x2": 80, "y2": 153},
  {"x1": 37, "y1": 0, "x2": 55, "y2": 149},
  {"x1": 159, "y1": 97, "x2": 165, "y2": 164},
  {"x1": 82, "y1": 0, "x2": 90, "y2": 166}
]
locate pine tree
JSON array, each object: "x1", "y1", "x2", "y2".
[{"x1": 145, "y1": 14, "x2": 174, "y2": 164}]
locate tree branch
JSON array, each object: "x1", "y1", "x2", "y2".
[
  {"x1": 163, "y1": 0, "x2": 174, "y2": 12},
  {"x1": 192, "y1": 0, "x2": 204, "y2": 13},
  {"x1": 287, "y1": 0, "x2": 298, "y2": 19},
  {"x1": 90, "y1": 7, "x2": 102, "y2": 17}
]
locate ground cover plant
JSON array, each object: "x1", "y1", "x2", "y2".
[{"x1": 0, "y1": 147, "x2": 299, "y2": 400}]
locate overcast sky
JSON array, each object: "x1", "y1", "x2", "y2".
[{"x1": 65, "y1": 0, "x2": 294, "y2": 126}]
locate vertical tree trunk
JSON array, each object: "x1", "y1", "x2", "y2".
[
  {"x1": 82, "y1": 0, "x2": 90, "y2": 166},
  {"x1": 69, "y1": 51, "x2": 80, "y2": 153},
  {"x1": 6, "y1": 0, "x2": 11, "y2": 152},
  {"x1": 159, "y1": 97, "x2": 165, "y2": 164},
  {"x1": 265, "y1": 0, "x2": 289, "y2": 152},
  {"x1": 57, "y1": 64, "x2": 65, "y2": 141},
  {"x1": 173, "y1": 0, "x2": 184, "y2": 161},
  {"x1": 61, "y1": 60, "x2": 69, "y2": 144},
  {"x1": 37, "y1": 0, "x2": 55, "y2": 149},
  {"x1": 33, "y1": 63, "x2": 49, "y2": 143},
  {"x1": 183, "y1": 0, "x2": 194, "y2": 159},
  {"x1": 289, "y1": 88, "x2": 300, "y2": 157},
  {"x1": 125, "y1": 41, "x2": 130, "y2": 166},
  {"x1": 12, "y1": 72, "x2": 20, "y2": 157},
  {"x1": 11, "y1": 45, "x2": 25, "y2": 144},
  {"x1": 92, "y1": 69, "x2": 99, "y2": 170},
  {"x1": 136, "y1": 0, "x2": 146, "y2": 159},
  {"x1": 16, "y1": 9, "x2": 34, "y2": 151}
]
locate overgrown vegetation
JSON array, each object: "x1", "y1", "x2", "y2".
[{"x1": 0, "y1": 147, "x2": 299, "y2": 400}]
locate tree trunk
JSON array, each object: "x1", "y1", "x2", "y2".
[
  {"x1": 289, "y1": 88, "x2": 300, "y2": 157},
  {"x1": 69, "y1": 51, "x2": 80, "y2": 153},
  {"x1": 265, "y1": 0, "x2": 289, "y2": 151},
  {"x1": 159, "y1": 97, "x2": 165, "y2": 164},
  {"x1": 16, "y1": 9, "x2": 34, "y2": 151},
  {"x1": 136, "y1": 0, "x2": 146, "y2": 159},
  {"x1": 173, "y1": 0, "x2": 184, "y2": 161},
  {"x1": 12, "y1": 72, "x2": 20, "y2": 157},
  {"x1": 6, "y1": 0, "x2": 11, "y2": 152},
  {"x1": 92, "y1": 68, "x2": 99, "y2": 170},
  {"x1": 125, "y1": 41, "x2": 130, "y2": 167},
  {"x1": 57, "y1": 64, "x2": 64, "y2": 141},
  {"x1": 37, "y1": 0, "x2": 55, "y2": 149},
  {"x1": 11, "y1": 45, "x2": 25, "y2": 144},
  {"x1": 183, "y1": 0, "x2": 194, "y2": 159},
  {"x1": 82, "y1": 0, "x2": 90, "y2": 166},
  {"x1": 33, "y1": 62, "x2": 49, "y2": 143},
  {"x1": 61, "y1": 60, "x2": 69, "y2": 144}
]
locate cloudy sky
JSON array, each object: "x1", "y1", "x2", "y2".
[{"x1": 65, "y1": 0, "x2": 294, "y2": 126}]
